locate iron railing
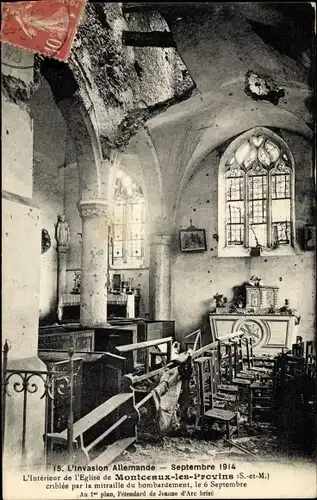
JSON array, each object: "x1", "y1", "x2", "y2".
[{"x1": 1, "y1": 340, "x2": 76, "y2": 467}]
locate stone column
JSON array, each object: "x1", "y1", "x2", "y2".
[
  {"x1": 57, "y1": 246, "x2": 68, "y2": 321},
  {"x1": 77, "y1": 200, "x2": 112, "y2": 327},
  {"x1": 56, "y1": 215, "x2": 70, "y2": 321},
  {"x1": 149, "y1": 232, "x2": 172, "y2": 320}
]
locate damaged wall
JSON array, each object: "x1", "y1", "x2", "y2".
[
  {"x1": 172, "y1": 130, "x2": 315, "y2": 340},
  {"x1": 124, "y1": 3, "x2": 315, "y2": 335},
  {"x1": 2, "y1": 49, "x2": 34, "y2": 198},
  {"x1": 2, "y1": 44, "x2": 40, "y2": 356},
  {"x1": 139, "y1": 2, "x2": 313, "y2": 228},
  {"x1": 2, "y1": 44, "x2": 46, "y2": 467}
]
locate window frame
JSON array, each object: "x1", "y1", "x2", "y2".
[
  {"x1": 109, "y1": 173, "x2": 147, "y2": 270},
  {"x1": 218, "y1": 127, "x2": 297, "y2": 258}
]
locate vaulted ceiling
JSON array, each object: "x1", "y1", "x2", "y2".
[
  {"x1": 123, "y1": 2, "x2": 314, "y2": 224},
  {"x1": 37, "y1": 2, "x2": 314, "y2": 225}
]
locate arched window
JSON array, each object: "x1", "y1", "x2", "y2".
[
  {"x1": 218, "y1": 128, "x2": 296, "y2": 256},
  {"x1": 109, "y1": 170, "x2": 145, "y2": 268}
]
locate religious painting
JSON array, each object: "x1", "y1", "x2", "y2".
[{"x1": 179, "y1": 228, "x2": 207, "y2": 252}]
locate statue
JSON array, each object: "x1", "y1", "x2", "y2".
[{"x1": 56, "y1": 214, "x2": 70, "y2": 247}]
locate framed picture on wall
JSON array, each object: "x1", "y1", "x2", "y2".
[
  {"x1": 304, "y1": 224, "x2": 316, "y2": 251},
  {"x1": 179, "y1": 228, "x2": 207, "y2": 252}
]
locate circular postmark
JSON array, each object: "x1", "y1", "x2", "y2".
[{"x1": 1, "y1": 43, "x2": 33, "y2": 69}]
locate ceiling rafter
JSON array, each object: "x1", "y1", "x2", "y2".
[{"x1": 122, "y1": 30, "x2": 176, "y2": 48}]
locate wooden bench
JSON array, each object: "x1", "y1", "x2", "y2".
[
  {"x1": 89, "y1": 437, "x2": 136, "y2": 466},
  {"x1": 47, "y1": 389, "x2": 139, "y2": 465},
  {"x1": 39, "y1": 349, "x2": 127, "y2": 424},
  {"x1": 184, "y1": 329, "x2": 202, "y2": 352},
  {"x1": 116, "y1": 337, "x2": 173, "y2": 374}
]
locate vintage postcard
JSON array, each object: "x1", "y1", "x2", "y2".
[{"x1": 1, "y1": 2, "x2": 316, "y2": 500}]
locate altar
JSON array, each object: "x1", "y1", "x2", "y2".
[
  {"x1": 209, "y1": 312, "x2": 298, "y2": 353},
  {"x1": 57, "y1": 292, "x2": 135, "y2": 322},
  {"x1": 209, "y1": 277, "x2": 299, "y2": 353}
]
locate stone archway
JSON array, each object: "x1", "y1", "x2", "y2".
[
  {"x1": 41, "y1": 62, "x2": 120, "y2": 328},
  {"x1": 59, "y1": 100, "x2": 120, "y2": 327},
  {"x1": 127, "y1": 129, "x2": 172, "y2": 320}
]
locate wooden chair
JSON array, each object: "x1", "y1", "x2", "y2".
[
  {"x1": 216, "y1": 340, "x2": 239, "y2": 395},
  {"x1": 292, "y1": 337, "x2": 304, "y2": 358},
  {"x1": 210, "y1": 351, "x2": 239, "y2": 412},
  {"x1": 217, "y1": 340, "x2": 233, "y2": 381},
  {"x1": 273, "y1": 349, "x2": 315, "y2": 446},
  {"x1": 282, "y1": 353, "x2": 306, "y2": 378},
  {"x1": 150, "y1": 346, "x2": 170, "y2": 369},
  {"x1": 305, "y1": 340, "x2": 315, "y2": 377},
  {"x1": 194, "y1": 354, "x2": 239, "y2": 439},
  {"x1": 191, "y1": 339, "x2": 238, "y2": 396},
  {"x1": 273, "y1": 351, "x2": 306, "y2": 416},
  {"x1": 230, "y1": 337, "x2": 257, "y2": 388},
  {"x1": 194, "y1": 357, "x2": 226, "y2": 411},
  {"x1": 248, "y1": 381, "x2": 273, "y2": 424},
  {"x1": 244, "y1": 336, "x2": 273, "y2": 380}
]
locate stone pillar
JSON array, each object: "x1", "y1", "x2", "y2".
[
  {"x1": 57, "y1": 246, "x2": 68, "y2": 321},
  {"x1": 56, "y1": 215, "x2": 70, "y2": 321},
  {"x1": 77, "y1": 200, "x2": 112, "y2": 327},
  {"x1": 149, "y1": 232, "x2": 172, "y2": 320},
  {"x1": 58, "y1": 247, "x2": 68, "y2": 296}
]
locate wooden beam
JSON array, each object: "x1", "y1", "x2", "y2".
[
  {"x1": 122, "y1": 3, "x2": 291, "y2": 29},
  {"x1": 117, "y1": 336, "x2": 173, "y2": 353},
  {"x1": 122, "y1": 3, "x2": 210, "y2": 13},
  {"x1": 123, "y1": 30, "x2": 176, "y2": 48},
  {"x1": 123, "y1": 3, "x2": 180, "y2": 13}
]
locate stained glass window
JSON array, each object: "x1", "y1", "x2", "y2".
[
  {"x1": 271, "y1": 170, "x2": 291, "y2": 245},
  {"x1": 226, "y1": 172, "x2": 244, "y2": 245},
  {"x1": 248, "y1": 173, "x2": 267, "y2": 247},
  {"x1": 111, "y1": 170, "x2": 145, "y2": 267},
  {"x1": 224, "y1": 132, "x2": 294, "y2": 250}
]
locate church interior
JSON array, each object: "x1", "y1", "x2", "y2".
[{"x1": 2, "y1": 2, "x2": 316, "y2": 470}]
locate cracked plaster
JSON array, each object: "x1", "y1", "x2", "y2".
[{"x1": 55, "y1": 3, "x2": 195, "y2": 152}]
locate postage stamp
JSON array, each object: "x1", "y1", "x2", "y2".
[{"x1": 0, "y1": 0, "x2": 86, "y2": 61}]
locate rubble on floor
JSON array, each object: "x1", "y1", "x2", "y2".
[
  {"x1": 115, "y1": 345, "x2": 315, "y2": 467},
  {"x1": 118, "y1": 425, "x2": 282, "y2": 465},
  {"x1": 116, "y1": 393, "x2": 284, "y2": 465}
]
